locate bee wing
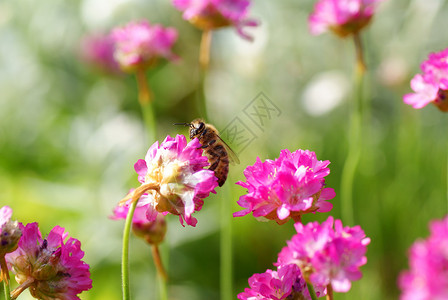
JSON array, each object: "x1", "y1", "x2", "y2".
[{"x1": 217, "y1": 135, "x2": 240, "y2": 165}]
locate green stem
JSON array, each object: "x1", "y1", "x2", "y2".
[
  {"x1": 141, "y1": 99, "x2": 157, "y2": 144},
  {"x1": 1, "y1": 257, "x2": 11, "y2": 300},
  {"x1": 196, "y1": 30, "x2": 211, "y2": 120},
  {"x1": 220, "y1": 183, "x2": 233, "y2": 300},
  {"x1": 306, "y1": 282, "x2": 319, "y2": 300},
  {"x1": 136, "y1": 71, "x2": 157, "y2": 144},
  {"x1": 340, "y1": 34, "x2": 366, "y2": 226},
  {"x1": 122, "y1": 200, "x2": 138, "y2": 300}
]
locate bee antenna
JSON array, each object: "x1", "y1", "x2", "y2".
[{"x1": 173, "y1": 122, "x2": 191, "y2": 127}]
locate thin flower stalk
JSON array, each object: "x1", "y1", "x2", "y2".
[
  {"x1": 122, "y1": 199, "x2": 138, "y2": 300},
  {"x1": 10, "y1": 277, "x2": 34, "y2": 300},
  {"x1": 199, "y1": 30, "x2": 212, "y2": 71},
  {"x1": 220, "y1": 184, "x2": 233, "y2": 300},
  {"x1": 341, "y1": 65, "x2": 365, "y2": 224},
  {"x1": 1, "y1": 256, "x2": 11, "y2": 300},
  {"x1": 197, "y1": 29, "x2": 211, "y2": 119},
  {"x1": 151, "y1": 245, "x2": 168, "y2": 282},
  {"x1": 306, "y1": 282, "x2": 319, "y2": 300},
  {"x1": 326, "y1": 284, "x2": 334, "y2": 300}
]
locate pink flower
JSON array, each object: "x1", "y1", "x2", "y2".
[
  {"x1": 120, "y1": 135, "x2": 218, "y2": 227},
  {"x1": 80, "y1": 33, "x2": 121, "y2": 74},
  {"x1": 233, "y1": 149, "x2": 335, "y2": 225},
  {"x1": 172, "y1": 0, "x2": 258, "y2": 40},
  {"x1": 110, "y1": 20, "x2": 178, "y2": 72},
  {"x1": 0, "y1": 206, "x2": 22, "y2": 256},
  {"x1": 237, "y1": 264, "x2": 326, "y2": 300},
  {"x1": 6, "y1": 223, "x2": 92, "y2": 300},
  {"x1": 309, "y1": 0, "x2": 383, "y2": 37},
  {"x1": 276, "y1": 217, "x2": 370, "y2": 293},
  {"x1": 399, "y1": 216, "x2": 448, "y2": 300},
  {"x1": 111, "y1": 200, "x2": 167, "y2": 244},
  {"x1": 403, "y1": 48, "x2": 448, "y2": 111}
]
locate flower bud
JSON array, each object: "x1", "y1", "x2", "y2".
[
  {"x1": 132, "y1": 214, "x2": 167, "y2": 245},
  {"x1": 0, "y1": 206, "x2": 22, "y2": 256}
]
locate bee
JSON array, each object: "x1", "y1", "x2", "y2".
[{"x1": 175, "y1": 119, "x2": 239, "y2": 187}]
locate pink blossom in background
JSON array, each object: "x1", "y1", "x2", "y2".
[
  {"x1": 403, "y1": 48, "x2": 448, "y2": 112},
  {"x1": 172, "y1": 0, "x2": 258, "y2": 40},
  {"x1": 110, "y1": 20, "x2": 178, "y2": 72},
  {"x1": 276, "y1": 217, "x2": 370, "y2": 293},
  {"x1": 237, "y1": 264, "x2": 326, "y2": 300},
  {"x1": 0, "y1": 206, "x2": 21, "y2": 256},
  {"x1": 233, "y1": 149, "x2": 335, "y2": 225},
  {"x1": 399, "y1": 216, "x2": 448, "y2": 300},
  {"x1": 6, "y1": 223, "x2": 92, "y2": 299},
  {"x1": 112, "y1": 200, "x2": 167, "y2": 244},
  {"x1": 80, "y1": 33, "x2": 121, "y2": 74},
  {"x1": 123, "y1": 135, "x2": 218, "y2": 227},
  {"x1": 309, "y1": 0, "x2": 383, "y2": 37}
]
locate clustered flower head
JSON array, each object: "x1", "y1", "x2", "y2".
[
  {"x1": 80, "y1": 33, "x2": 121, "y2": 75},
  {"x1": 399, "y1": 215, "x2": 448, "y2": 300},
  {"x1": 120, "y1": 134, "x2": 218, "y2": 227},
  {"x1": 110, "y1": 20, "x2": 178, "y2": 72},
  {"x1": 234, "y1": 149, "x2": 335, "y2": 225},
  {"x1": 403, "y1": 48, "x2": 448, "y2": 112},
  {"x1": 0, "y1": 206, "x2": 22, "y2": 257},
  {"x1": 172, "y1": 0, "x2": 258, "y2": 40},
  {"x1": 309, "y1": 0, "x2": 383, "y2": 37},
  {"x1": 237, "y1": 264, "x2": 326, "y2": 300},
  {"x1": 276, "y1": 217, "x2": 370, "y2": 293},
  {"x1": 6, "y1": 223, "x2": 92, "y2": 300},
  {"x1": 112, "y1": 199, "x2": 167, "y2": 245}
]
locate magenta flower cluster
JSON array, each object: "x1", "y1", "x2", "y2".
[
  {"x1": 276, "y1": 217, "x2": 370, "y2": 293},
  {"x1": 82, "y1": 20, "x2": 178, "y2": 73},
  {"x1": 124, "y1": 134, "x2": 218, "y2": 227},
  {"x1": 309, "y1": 0, "x2": 383, "y2": 37},
  {"x1": 399, "y1": 216, "x2": 448, "y2": 300},
  {"x1": 110, "y1": 21, "x2": 178, "y2": 72},
  {"x1": 172, "y1": 0, "x2": 258, "y2": 40},
  {"x1": 6, "y1": 222, "x2": 92, "y2": 299},
  {"x1": 234, "y1": 149, "x2": 335, "y2": 224},
  {"x1": 81, "y1": 34, "x2": 120, "y2": 74},
  {"x1": 404, "y1": 48, "x2": 448, "y2": 112},
  {"x1": 238, "y1": 264, "x2": 326, "y2": 300}
]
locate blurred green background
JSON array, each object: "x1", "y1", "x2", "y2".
[{"x1": 1, "y1": 0, "x2": 448, "y2": 299}]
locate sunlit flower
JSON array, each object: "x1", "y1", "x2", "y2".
[
  {"x1": 276, "y1": 217, "x2": 370, "y2": 293},
  {"x1": 403, "y1": 48, "x2": 448, "y2": 112},
  {"x1": 80, "y1": 33, "x2": 121, "y2": 74},
  {"x1": 112, "y1": 199, "x2": 167, "y2": 244},
  {"x1": 233, "y1": 149, "x2": 335, "y2": 224},
  {"x1": 172, "y1": 0, "x2": 258, "y2": 40},
  {"x1": 237, "y1": 264, "x2": 326, "y2": 300},
  {"x1": 0, "y1": 206, "x2": 21, "y2": 257},
  {"x1": 399, "y1": 216, "x2": 448, "y2": 300},
  {"x1": 6, "y1": 223, "x2": 92, "y2": 300},
  {"x1": 110, "y1": 20, "x2": 178, "y2": 72},
  {"x1": 309, "y1": 0, "x2": 383, "y2": 37},
  {"x1": 121, "y1": 135, "x2": 218, "y2": 227}
]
